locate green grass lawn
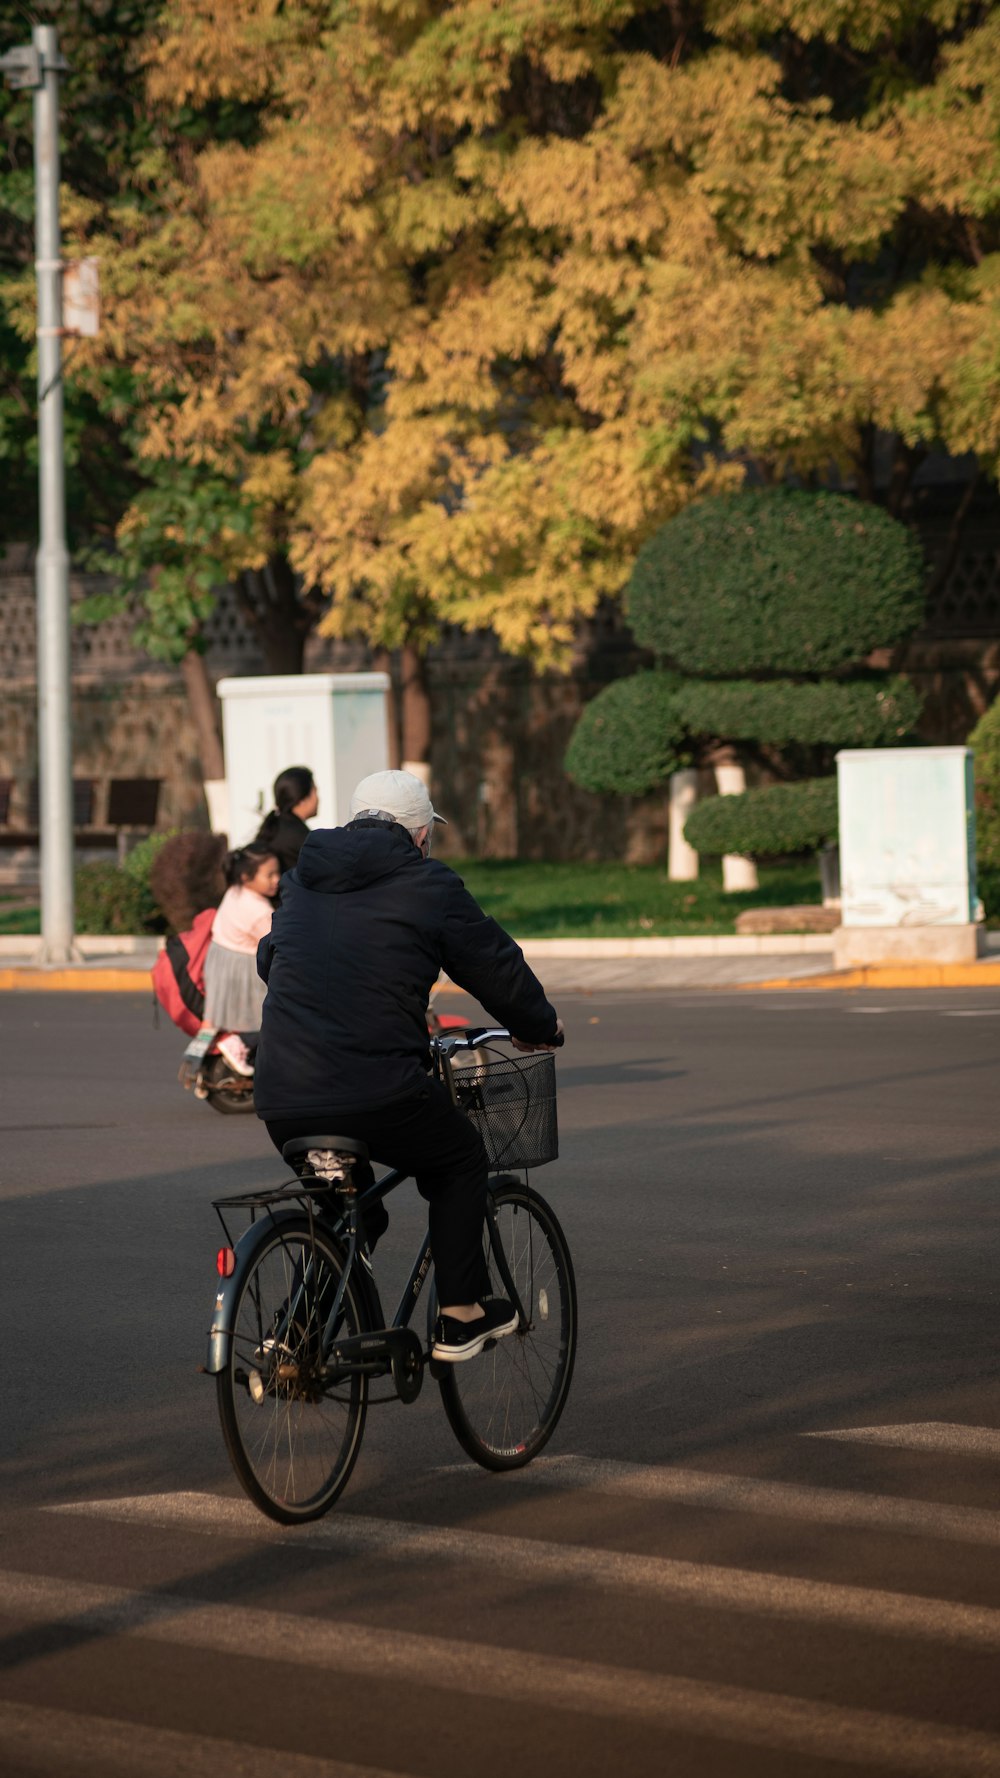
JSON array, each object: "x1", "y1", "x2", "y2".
[
  {"x1": 0, "y1": 897, "x2": 43, "y2": 935},
  {"x1": 0, "y1": 859, "x2": 821, "y2": 940},
  {"x1": 454, "y1": 858, "x2": 820, "y2": 937}
]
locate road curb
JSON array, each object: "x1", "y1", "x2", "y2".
[
  {"x1": 1, "y1": 965, "x2": 834, "y2": 994},
  {"x1": 4, "y1": 958, "x2": 1000, "y2": 996},
  {"x1": 0, "y1": 967, "x2": 153, "y2": 992},
  {"x1": 0, "y1": 932, "x2": 835, "y2": 962},
  {"x1": 745, "y1": 962, "x2": 1000, "y2": 991}
]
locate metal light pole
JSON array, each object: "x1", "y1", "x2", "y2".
[{"x1": 2, "y1": 26, "x2": 78, "y2": 961}]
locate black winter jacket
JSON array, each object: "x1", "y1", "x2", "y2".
[{"x1": 253, "y1": 820, "x2": 557, "y2": 1120}]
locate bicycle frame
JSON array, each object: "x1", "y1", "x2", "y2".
[{"x1": 206, "y1": 1027, "x2": 530, "y2": 1387}]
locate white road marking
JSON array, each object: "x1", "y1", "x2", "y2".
[
  {"x1": 850, "y1": 1006, "x2": 905, "y2": 1014},
  {"x1": 940, "y1": 1009, "x2": 1000, "y2": 1017},
  {"x1": 762, "y1": 1004, "x2": 948, "y2": 1014},
  {"x1": 46, "y1": 1491, "x2": 1000, "y2": 1652},
  {"x1": 808, "y1": 1423, "x2": 1000, "y2": 1461},
  {"x1": 517, "y1": 1453, "x2": 1000, "y2": 1548},
  {"x1": 2, "y1": 1569, "x2": 998, "y2": 1777},
  {"x1": 0, "y1": 1700, "x2": 400, "y2": 1778}
]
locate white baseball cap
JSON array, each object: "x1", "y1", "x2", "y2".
[{"x1": 349, "y1": 769, "x2": 447, "y2": 830}]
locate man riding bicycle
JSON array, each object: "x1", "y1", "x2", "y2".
[{"x1": 253, "y1": 769, "x2": 563, "y2": 1363}]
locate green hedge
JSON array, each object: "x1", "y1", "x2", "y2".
[
  {"x1": 969, "y1": 697, "x2": 1000, "y2": 873},
  {"x1": 684, "y1": 776, "x2": 839, "y2": 858},
  {"x1": 670, "y1": 675, "x2": 921, "y2": 747},
  {"x1": 73, "y1": 832, "x2": 176, "y2": 934},
  {"x1": 564, "y1": 671, "x2": 687, "y2": 796},
  {"x1": 629, "y1": 490, "x2": 925, "y2": 676},
  {"x1": 74, "y1": 860, "x2": 161, "y2": 934}
]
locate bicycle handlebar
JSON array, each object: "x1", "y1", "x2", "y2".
[{"x1": 431, "y1": 1026, "x2": 565, "y2": 1053}]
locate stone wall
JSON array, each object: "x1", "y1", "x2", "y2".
[
  {"x1": 0, "y1": 679, "x2": 205, "y2": 832},
  {"x1": 0, "y1": 550, "x2": 668, "y2": 862},
  {"x1": 424, "y1": 653, "x2": 670, "y2": 864},
  {"x1": 900, "y1": 638, "x2": 1000, "y2": 743}
]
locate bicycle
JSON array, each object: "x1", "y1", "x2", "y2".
[{"x1": 204, "y1": 1028, "x2": 577, "y2": 1525}]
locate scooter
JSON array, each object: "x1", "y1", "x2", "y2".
[
  {"x1": 174, "y1": 990, "x2": 484, "y2": 1118},
  {"x1": 178, "y1": 1026, "x2": 257, "y2": 1116}
]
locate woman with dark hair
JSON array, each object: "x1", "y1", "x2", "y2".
[{"x1": 253, "y1": 766, "x2": 318, "y2": 875}]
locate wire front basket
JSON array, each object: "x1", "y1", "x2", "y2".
[{"x1": 454, "y1": 1049, "x2": 558, "y2": 1172}]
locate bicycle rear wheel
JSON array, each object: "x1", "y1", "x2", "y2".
[
  {"x1": 436, "y1": 1181, "x2": 576, "y2": 1470},
  {"x1": 217, "y1": 1219, "x2": 368, "y2": 1524}
]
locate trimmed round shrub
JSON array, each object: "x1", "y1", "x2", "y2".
[
  {"x1": 564, "y1": 672, "x2": 687, "y2": 796},
  {"x1": 149, "y1": 829, "x2": 226, "y2": 933},
  {"x1": 670, "y1": 675, "x2": 921, "y2": 747},
  {"x1": 74, "y1": 861, "x2": 159, "y2": 935},
  {"x1": 629, "y1": 490, "x2": 925, "y2": 675},
  {"x1": 969, "y1": 697, "x2": 1000, "y2": 873},
  {"x1": 684, "y1": 776, "x2": 839, "y2": 858}
]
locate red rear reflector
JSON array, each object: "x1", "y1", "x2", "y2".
[{"x1": 216, "y1": 1247, "x2": 236, "y2": 1278}]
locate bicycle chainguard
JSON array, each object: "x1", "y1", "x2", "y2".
[{"x1": 322, "y1": 1327, "x2": 424, "y2": 1404}]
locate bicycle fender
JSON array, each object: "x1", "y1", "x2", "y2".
[{"x1": 205, "y1": 1209, "x2": 308, "y2": 1375}]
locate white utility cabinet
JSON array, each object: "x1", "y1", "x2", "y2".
[
  {"x1": 216, "y1": 673, "x2": 390, "y2": 846},
  {"x1": 834, "y1": 746, "x2": 980, "y2": 964}
]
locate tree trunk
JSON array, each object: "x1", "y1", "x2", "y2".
[
  {"x1": 374, "y1": 647, "x2": 401, "y2": 768},
  {"x1": 477, "y1": 731, "x2": 518, "y2": 857},
  {"x1": 714, "y1": 756, "x2": 759, "y2": 892},
  {"x1": 236, "y1": 556, "x2": 319, "y2": 675},
  {"x1": 400, "y1": 642, "x2": 432, "y2": 784},
  {"x1": 668, "y1": 769, "x2": 699, "y2": 880},
  {"x1": 181, "y1": 649, "x2": 226, "y2": 832},
  {"x1": 180, "y1": 649, "x2": 224, "y2": 782},
  {"x1": 258, "y1": 615, "x2": 306, "y2": 675}
]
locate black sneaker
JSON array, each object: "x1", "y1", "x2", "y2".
[{"x1": 431, "y1": 1298, "x2": 519, "y2": 1363}]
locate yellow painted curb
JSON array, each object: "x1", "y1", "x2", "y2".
[
  {"x1": 0, "y1": 968, "x2": 152, "y2": 992},
  {"x1": 745, "y1": 963, "x2": 1000, "y2": 992}
]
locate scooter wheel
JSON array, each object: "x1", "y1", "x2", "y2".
[{"x1": 202, "y1": 1056, "x2": 256, "y2": 1115}]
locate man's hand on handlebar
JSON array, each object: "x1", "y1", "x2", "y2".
[{"x1": 512, "y1": 1018, "x2": 565, "y2": 1053}]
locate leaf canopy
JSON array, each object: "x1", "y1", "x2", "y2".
[{"x1": 54, "y1": 0, "x2": 1000, "y2": 660}]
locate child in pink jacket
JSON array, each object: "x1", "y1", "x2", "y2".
[{"x1": 202, "y1": 845, "x2": 280, "y2": 1075}]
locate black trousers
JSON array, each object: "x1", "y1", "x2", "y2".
[{"x1": 264, "y1": 1079, "x2": 490, "y2": 1307}]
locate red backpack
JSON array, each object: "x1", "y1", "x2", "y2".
[{"x1": 152, "y1": 906, "x2": 216, "y2": 1036}]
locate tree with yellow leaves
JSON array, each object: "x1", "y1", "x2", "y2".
[{"x1": 60, "y1": 0, "x2": 1000, "y2": 782}]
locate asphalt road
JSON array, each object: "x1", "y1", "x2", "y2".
[{"x1": 1, "y1": 986, "x2": 1000, "y2": 1778}]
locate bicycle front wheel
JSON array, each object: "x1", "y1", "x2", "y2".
[
  {"x1": 436, "y1": 1181, "x2": 577, "y2": 1470},
  {"x1": 217, "y1": 1219, "x2": 368, "y2": 1524}
]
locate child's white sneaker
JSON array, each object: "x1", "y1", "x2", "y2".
[{"x1": 217, "y1": 1033, "x2": 253, "y2": 1076}]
